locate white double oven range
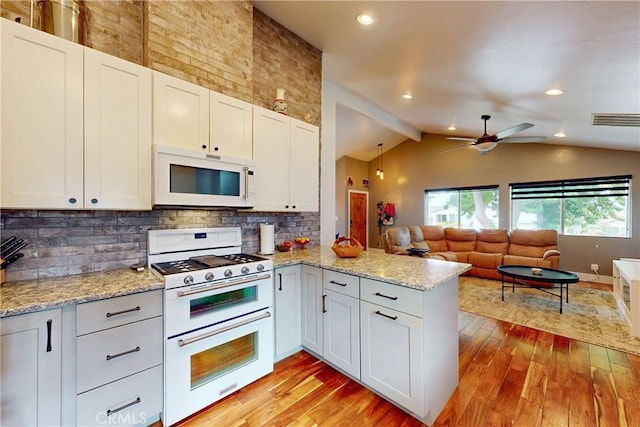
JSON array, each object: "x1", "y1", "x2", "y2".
[{"x1": 148, "y1": 227, "x2": 274, "y2": 426}]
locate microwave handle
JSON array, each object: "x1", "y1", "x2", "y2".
[{"x1": 244, "y1": 167, "x2": 255, "y2": 199}]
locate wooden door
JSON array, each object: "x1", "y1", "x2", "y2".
[{"x1": 349, "y1": 191, "x2": 368, "y2": 249}]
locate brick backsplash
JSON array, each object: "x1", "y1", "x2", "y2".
[{"x1": 0, "y1": 209, "x2": 320, "y2": 281}]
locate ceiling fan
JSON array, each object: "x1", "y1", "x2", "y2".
[{"x1": 441, "y1": 115, "x2": 546, "y2": 153}]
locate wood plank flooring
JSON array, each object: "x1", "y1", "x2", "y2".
[{"x1": 165, "y1": 282, "x2": 640, "y2": 427}]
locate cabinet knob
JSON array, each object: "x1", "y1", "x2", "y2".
[
  {"x1": 91, "y1": 198, "x2": 98, "y2": 204},
  {"x1": 202, "y1": 145, "x2": 207, "y2": 150},
  {"x1": 292, "y1": 205, "x2": 296, "y2": 209},
  {"x1": 285, "y1": 205, "x2": 289, "y2": 209},
  {"x1": 69, "y1": 197, "x2": 77, "y2": 204},
  {"x1": 214, "y1": 146, "x2": 219, "y2": 151}
]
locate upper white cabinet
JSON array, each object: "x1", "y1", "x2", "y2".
[
  {"x1": 1, "y1": 19, "x2": 152, "y2": 210},
  {"x1": 252, "y1": 106, "x2": 319, "y2": 212},
  {"x1": 1, "y1": 309, "x2": 62, "y2": 426},
  {"x1": 153, "y1": 72, "x2": 253, "y2": 159}
]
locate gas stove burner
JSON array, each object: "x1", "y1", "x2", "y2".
[
  {"x1": 223, "y1": 253, "x2": 269, "y2": 263},
  {"x1": 152, "y1": 260, "x2": 206, "y2": 275}
]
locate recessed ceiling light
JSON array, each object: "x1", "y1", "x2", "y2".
[
  {"x1": 554, "y1": 131, "x2": 566, "y2": 138},
  {"x1": 545, "y1": 88, "x2": 564, "y2": 96},
  {"x1": 402, "y1": 93, "x2": 413, "y2": 100},
  {"x1": 448, "y1": 125, "x2": 456, "y2": 131},
  {"x1": 357, "y1": 13, "x2": 374, "y2": 25}
]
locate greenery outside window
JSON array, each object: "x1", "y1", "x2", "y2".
[
  {"x1": 510, "y1": 175, "x2": 631, "y2": 237},
  {"x1": 425, "y1": 185, "x2": 499, "y2": 229}
]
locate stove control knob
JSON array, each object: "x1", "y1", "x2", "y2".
[
  {"x1": 184, "y1": 275, "x2": 194, "y2": 285},
  {"x1": 241, "y1": 266, "x2": 250, "y2": 275},
  {"x1": 224, "y1": 269, "x2": 233, "y2": 277},
  {"x1": 256, "y1": 264, "x2": 265, "y2": 272},
  {"x1": 205, "y1": 272, "x2": 214, "y2": 281}
]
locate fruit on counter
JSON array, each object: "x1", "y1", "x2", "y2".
[
  {"x1": 281, "y1": 240, "x2": 293, "y2": 248},
  {"x1": 294, "y1": 236, "x2": 310, "y2": 244}
]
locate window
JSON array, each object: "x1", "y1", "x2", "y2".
[
  {"x1": 510, "y1": 175, "x2": 631, "y2": 237},
  {"x1": 425, "y1": 185, "x2": 499, "y2": 229}
]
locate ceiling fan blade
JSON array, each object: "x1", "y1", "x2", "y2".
[
  {"x1": 437, "y1": 144, "x2": 473, "y2": 154},
  {"x1": 446, "y1": 137, "x2": 477, "y2": 142},
  {"x1": 499, "y1": 136, "x2": 547, "y2": 143},
  {"x1": 495, "y1": 123, "x2": 534, "y2": 139}
]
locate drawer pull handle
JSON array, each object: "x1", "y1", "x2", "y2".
[
  {"x1": 375, "y1": 310, "x2": 398, "y2": 321},
  {"x1": 374, "y1": 292, "x2": 398, "y2": 301},
  {"x1": 106, "y1": 306, "x2": 141, "y2": 318},
  {"x1": 219, "y1": 383, "x2": 238, "y2": 395},
  {"x1": 329, "y1": 280, "x2": 347, "y2": 287},
  {"x1": 106, "y1": 346, "x2": 140, "y2": 361},
  {"x1": 106, "y1": 397, "x2": 141, "y2": 416},
  {"x1": 178, "y1": 311, "x2": 271, "y2": 347}
]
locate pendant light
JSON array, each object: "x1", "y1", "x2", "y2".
[{"x1": 377, "y1": 143, "x2": 384, "y2": 180}]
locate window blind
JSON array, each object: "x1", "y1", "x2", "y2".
[{"x1": 510, "y1": 175, "x2": 631, "y2": 200}]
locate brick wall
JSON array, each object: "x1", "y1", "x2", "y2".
[{"x1": 0, "y1": 1, "x2": 322, "y2": 281}]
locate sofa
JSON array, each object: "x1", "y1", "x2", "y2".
[{"x1": 383, "y1": 225, "x2": 560, "y2": 280}]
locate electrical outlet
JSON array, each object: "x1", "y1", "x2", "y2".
[{"x1": 591, "y1": 263, "x2": 599, "y2": 272}]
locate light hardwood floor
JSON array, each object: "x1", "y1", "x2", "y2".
[{"x1": 164, "y1": 282, "x2": 640, "y2": 427}]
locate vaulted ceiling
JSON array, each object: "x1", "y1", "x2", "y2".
[{"x1": 255, "y1": 1, "x2": 640, "y2": 161}]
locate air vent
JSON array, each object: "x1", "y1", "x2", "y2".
[{"x1": 592, "y1": 113, "x2": 640, "y2": 127}]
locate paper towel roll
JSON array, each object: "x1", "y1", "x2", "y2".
[{"x1": 260, "y1": 223, "x2": 275, "y2": 255}]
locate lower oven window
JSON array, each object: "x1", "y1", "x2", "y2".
[
  {"x1": 190, "y1": 286, "x2": 257, "y2": 318},
  {"x1": 191, "y1": 332, "x2": 258, "y2": 390}
]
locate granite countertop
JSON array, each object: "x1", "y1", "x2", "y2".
[
  {"x1": 0, "y1": 269, "x2": 164, "y2": 318},
  {"x1": 266, "y1": 246, "x2": 471, "y2": 291},
  {"x1": 0, "y1": 246, "x2": 470, "y2": 318}
]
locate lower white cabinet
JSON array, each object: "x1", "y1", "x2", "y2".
[
  {"x1": 274, "y1": 266, "x2": 302, "y2": 361},
  {"x1": 0, "y1": 309, "x2": 62, "y2": 426},
  {"x1": 76, "y1": 291, "x2": 163, "y2": 426},
  {"x1": 300, "y1": 265, "x2": 323, "y2": 355},
  {"x1": 360, "y1": 300, "x2": 424, "y2": 416}
]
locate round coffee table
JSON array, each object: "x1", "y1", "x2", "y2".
[{"x1": 497, "y1": 265, "x2": 579, "y2": 313}]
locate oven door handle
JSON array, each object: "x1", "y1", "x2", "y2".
[
  {"x1": 176, "y1": 273, "x2": 272, "y2": 297},
  {"x1": 177, "y1": 311, "x2": 271, "y2": 347}
]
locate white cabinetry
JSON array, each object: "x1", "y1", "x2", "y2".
[
  {"x1": 252, "y1": 106, "x2": 319, "y2": 212},
  {"x1": 0, "y1": 309, "x2": 62, "y2": 426},
  {"x1": 322, "y1": 270, "x2": 360, "y2": 378},
  {"x1": 153, "y1": 72, "x2": 253, "y2": 159},
  {"x1": 274, "y1": 265, "x2": 302, "y2": 361},
  {"x1": 1, "y1": 19, "x2": 152, "y2": 210},
  {"x1": 300, "y1": 265, "x2": 323, "y2": 355},
  {"x1": 360, "y1": 279, "x2": 424, "y2": 416},
  {"x1": 75, "y1": 291, "x2": 163, "y2": 426},
  {"x1": 613, "y1": 259, "x2": 640, "y2": 337}
]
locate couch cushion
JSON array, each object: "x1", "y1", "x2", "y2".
[
  {"x1": 508, "y1": 229, "x2": 558, "y2": 258},
  {"x1": 406, "y1": 226, "x2": 430, "y2": 250},
  {"x1": 386, "y1": 227, "x2": 413, "y2": 253},
  {"x1": 468, "y1": 251, "x2": 504, "y2": 269},
  {"x1": 420, "y1": 225, "x2": 448, "y2": 252},
  {"x1": 444, "y1": 228, "x2": 477, "y2": 252},
  {"x1": 502, "y1": 255, "x2": 552, "y2": 268},
  {"x1": 476, "y1": 229, "x2": 509, "y2": 254}
]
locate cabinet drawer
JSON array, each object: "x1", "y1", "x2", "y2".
[
  {"x1": 77, "y1": 365, "x2": 162, "y2": 426},
  {"x1": 360, "y1": 278, "x2": 423, "y2": 317},
  {"x1": 77, "y1": 317, "x2": 163, "y2": 393},
  {"x1": 323, "y1": 270, "x2": 359, "y2": 298},
  {"x1": 77, "y1": 290, "x2": 162, "y2": 335}
]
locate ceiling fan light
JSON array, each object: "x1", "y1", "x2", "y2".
[
  {"x1": 545, "y1": 88, "x2": 564, "y2": 96},
  {"x1": 475, "y1": 142, "x2": 497, "y2": 152},
  {"x1": 554, "y1": 131, "x2": 566, "y2": 138},
  {"x1": 357, "y1": 13, "x2": 374, "y2": 25}
]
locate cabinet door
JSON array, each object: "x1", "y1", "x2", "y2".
[
  {"x1": 300, "y1": 265, "x2": 323, "y2": 355},
  {"x1": 84, "y1": 49, "x2": 152, "y2": 210},
  {"x1": 210, "y1": 91, "x2": 253, "y2": 159},
  {"x1": 289, "y1": 119, "x2": 319, "y2": 212},
  {"x1": 360, "y1": 300, "x2": 424, "y2": 417},
  {"x1": 153, "y1": 71, "x2": 209, "y2": 151},
  {"x1": 274, "y1": 266, "x2": 302, "y2": 361},
  {"x1": 0, "y1": 309, "x2": 62, "y2": 426},
  {"x1": 1, "y1": 19, "x2": 83, "y2": 209},
  {"x1": 323, "y1": 289, "x2": 360, "y2": 378},
  {"x1": 252, "y1": 106, "x2": 290, "y2": 211}
]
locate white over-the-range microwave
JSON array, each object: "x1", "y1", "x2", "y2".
[{"x1": 153, "y1": 145, "x2": 256, "y2": 208}]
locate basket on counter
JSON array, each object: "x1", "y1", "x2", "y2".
[{"x1": 331, "y1": 237, "x2": 363, "y2": 258}]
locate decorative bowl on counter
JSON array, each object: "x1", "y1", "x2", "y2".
[
  {"x1": 294, "y1": 236, "x2": 310, "y2": 249},
  {"x1": 276, "y1": 241, "x2": 293, "y2": 252},
  {"x1": 331, "y1": 237, "x2": 363, "y2": 258}
]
